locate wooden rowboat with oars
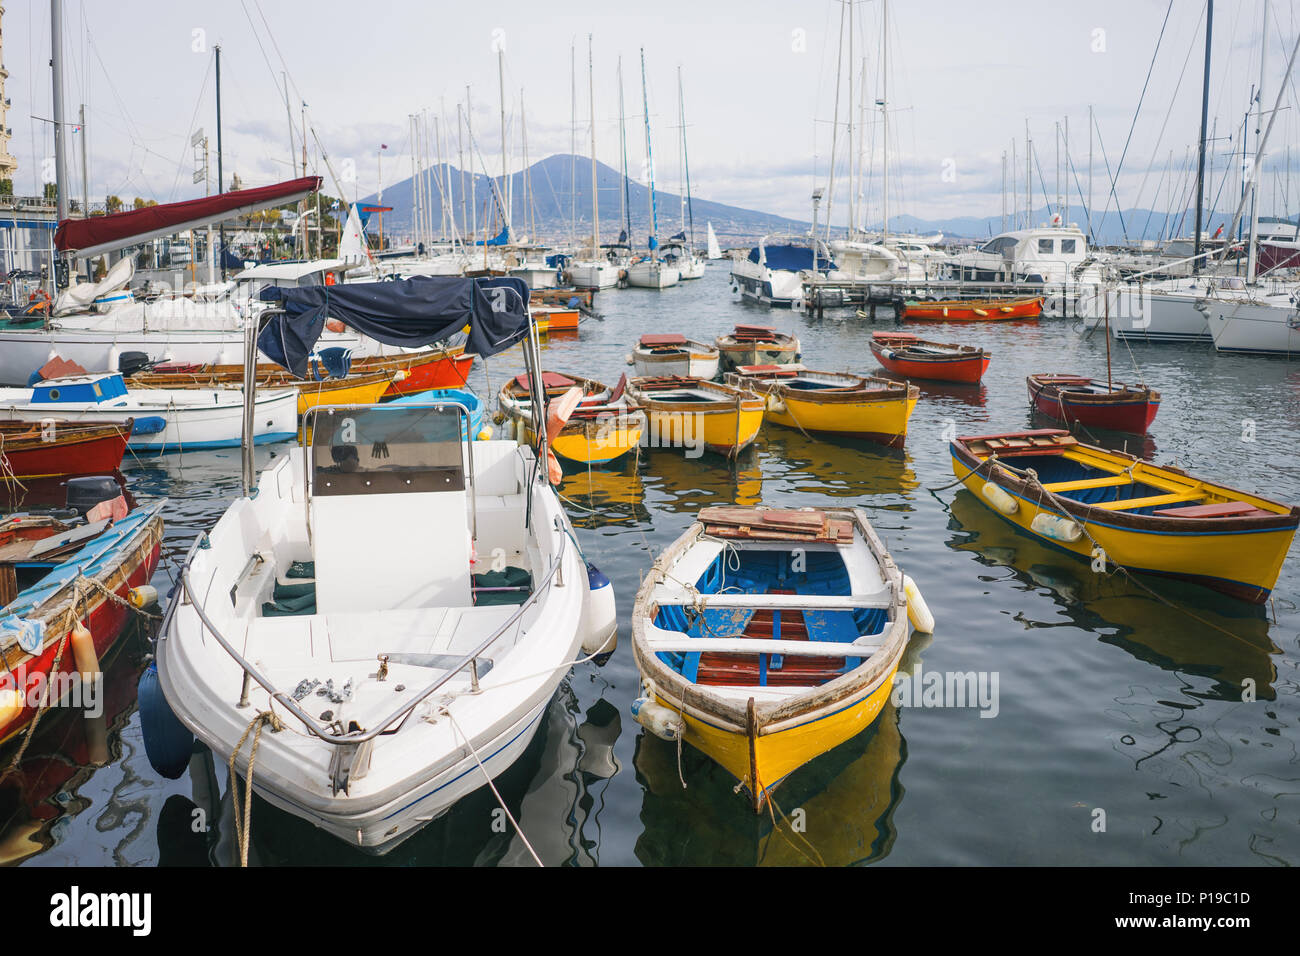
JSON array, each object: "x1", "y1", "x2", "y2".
[
  {"x1": 625, "y1": 376, "x2": 765, "y2": 457},
  {"x1": 725, "y1": 365, "x2": 918, "y2": 447},
  {"x1": 898, "y1": 296, "x2": 1043, "y2": 321},
  {"x1": 950, "y1": 428, "x2": 1298, "y2": 603},
  {"x1": 869, "y1": 332, "x2": 991, "y2": 384},
  {"x1": 499, "y1": 371, "x2": 645, "y2": 465}
]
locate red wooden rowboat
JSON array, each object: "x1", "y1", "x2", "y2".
[
  {"x1": 0, "y1": 502, "x2": 163, "y2": 747},
  {"x1": 0, "y1": 420, "x2": 131, "y2": 480},
  {"x1": 899, "y1": 296, "x2": 1044, "y2": 321},
  {"x1": 1027, "y1": 374, "x2": 1160, "y2": 434},
  {"x1": 870, "y1": 332, "x2": 990, "y2": 384}
]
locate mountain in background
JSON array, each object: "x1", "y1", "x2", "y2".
[
  {"x1": 360, "y1": 154, "x2": 806, "y2": 248},
  {"x1": 358, "y1": 153, "x2": 1251, "y2": 248}
]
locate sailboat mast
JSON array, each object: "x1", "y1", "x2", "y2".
[
  {"x1": 570, "y1": 43, "x2": 577, "y2": 251},
  {"x1": 1193, "y1": 0, "x2": 1214, "y2": 272},
  {"x1": 619, "y1": 58, "x2": 631, "y2": 247},
  {"x1": 677, "y1": 66, "x2": 685, "y2": 237},
  {"x1": 846, "y1": 0, "x2": 854, "y2": 236},
  {"x1": 640, "y1": 48, "x2": 659, "y2": 261},
  {"x1": 499, "y1": 48, "x2": 510, "y2": 242},
  {"x1": 681, "y1": 68, "x2": 696, "y2": 249},
  {"x1": 1247, "y1": 0, "x2": 1268, "y2": 283},
  {"x1": 880, "y1": 0, "x2": 889, "y2": 242},
  {"x1": 50, "y1": 0, "x2": 69, "y2": 227},
  {"x1": 215, "y1": 44, "x2": 226, "y2": 280},
  {"x1": 589, "y1": 36, "x2": 599, "y2": 256}
]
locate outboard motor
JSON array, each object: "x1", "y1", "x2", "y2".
[
  {"x1": 65, "y1": 476, "x2": 123, "y2": 516},
  {"x1": 117, "y1": 351, "x2": 152, "y2": 377}
]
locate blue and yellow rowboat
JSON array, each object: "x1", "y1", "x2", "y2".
[
  {"x1": 631, "y1": 506, "x2": 928, "y2": 811},
  {"x1": 950, "y1": 429, "x2": 1299, "y2": 604}
]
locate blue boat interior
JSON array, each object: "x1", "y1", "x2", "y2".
[
  {"x1": 653, "y1": 549, "x2": 888, "y2": 687},
  {"x1": 1002, "y1": 453, "x2": 1173, "y2": 513}
]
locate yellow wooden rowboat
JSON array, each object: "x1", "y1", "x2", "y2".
[
  {"x1": 291, "y1": 372, "x2": 394, "y2": 416},
  {"x1": 727, "y1": 365, "x2": 918, "y2": 448},
  {"x1": 498, "y1": 371, "x2": 645, "y2": 465},
  {"x1": 625, "y1": 375, "x2": 765, "y2": 457},
  {"x1": 631, "y1": 506, "x2": 916, "y2": 811},
  {"x1": 950, "y1": 429, "x2": 1299, "y2": 603},
  {"x1": 129, "y1": 368, "x2": 394, "y2": 417}
]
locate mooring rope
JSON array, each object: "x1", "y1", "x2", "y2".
[
  {"x1": 228, "y1": 708, "x2": 284, "y2": 868},
  {"x1": 438, "y1": 704, "x2": 543, "y2": 867}
]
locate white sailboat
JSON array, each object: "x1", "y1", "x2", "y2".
[
  {"x1": 706, "y1": 222, "x2": 723, "y2": 260},
  {"x1": 153, "y1": 276, "x2": 616, "y2": 856},
  {"x1": 668, "y1": 66, "x2": 705, "y2": 281},
  {"x1": 627, "y1": 49, "x2": 680, "y2": 290},
  {"x1": 569, "y1": 37, "x2": 620, "y2": 291}
]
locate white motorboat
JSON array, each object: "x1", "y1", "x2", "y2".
[
  {"x1": 731, "y1": 235, "x2": 835, "y2": 307},
  {"x1": 0, "y1": 371, "x2": 297, "y2": 452},
  {"x1": 151, "y1": 275, "x2": 616, "y2": 856}
]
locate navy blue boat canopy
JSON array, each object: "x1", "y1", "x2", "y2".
[
  {"x1": 747, "y1": 243, "x2": 837, "y2": 272},
  {"x1": 257, "y1": 275, "x2": 530, "y2": 378}
]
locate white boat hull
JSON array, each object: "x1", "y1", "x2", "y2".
[
  {"x1": 569, "y1": 261, "x2": 620, "y2": 290},
  {"x1": 157, "y1": 441, "x2": 590, "y2": 854},
  {"x1": 0, "y1": 326, "x2": 382, "y2": 387},
  {"x1": 1206, "y1": 296, "x2": 1300, "y2": 355},
  {"x1": 626, "y1": 260, "x2": 680, "y2": 289},
  {"x1": 0, "y1": 386, "x2": 298, "y2": 451}
]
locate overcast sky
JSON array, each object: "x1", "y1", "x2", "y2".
[{"x1": 7, "y1": 0, "x2": 1298, "y2": 226}]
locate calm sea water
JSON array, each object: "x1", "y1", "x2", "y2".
[{"x1": 7, "y1": 265, "x2": 1300, "y2": 867}]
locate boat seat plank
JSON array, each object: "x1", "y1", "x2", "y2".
[
  {"x1": 1151, "y1": 501, "x2": 1273, "y2": 518},
  {"x1": 650, "y1": 637, "x2": 883, "y2": 657},
  {"x1": 1041, "y1": 475, "x2": 1133, "y2": 492},
  {"x1": 653, "y1": 592, "x2": 890, "y2": 611},
  {"x1": 1092, "y1": 491, "x2": 1205, "y2": 512}
]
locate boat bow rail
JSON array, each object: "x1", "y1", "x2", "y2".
[{"x1": 167, "y1": 492, "x2": 569, "y2": 758}]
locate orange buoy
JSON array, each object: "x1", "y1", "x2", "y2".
[
  {"x1": 325, "y1": 318, "x2": 345, "y2": 333},
  {"x1": 70, "y1": 622, "x2": 100, "y2": 682},
  {"x1": 543, "y1": 386, "x2": 584, "y2": 485},
  {"x1": 324, "y1": 271, "x2": 337, "y2": 286}
]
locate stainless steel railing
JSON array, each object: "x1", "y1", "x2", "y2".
[{"x1": 167, "y1": 507, "x2": 568, "y2": 748}]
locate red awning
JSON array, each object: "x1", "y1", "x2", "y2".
[{"x1": 55, "y1": 176, "x2": 323, "y2": 257}]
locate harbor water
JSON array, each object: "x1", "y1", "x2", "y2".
[{"x1": 7, "y1": 265, "x2": 1299, "y2": 866}]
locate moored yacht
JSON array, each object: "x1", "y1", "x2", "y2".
[{"x1": 731, "y1": 235, "x2": 836, "y2": 308}]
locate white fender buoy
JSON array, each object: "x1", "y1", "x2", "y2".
[
  {"x1": 1031, "y1": 512, "x2": 1083, "y2": 543},
  {"x1": 625, "y1": 353, "x2": 635, "y2": 365},
  {"x1": 902, "y1": 574, "x2": 935, "y2": 633},
  {"x1": 129, "y1": 584, "x2": 159, "y2": 609},
  {"x1": 580, "y1": 562, "x2": 618, "y2": 660},
  {"x1": 768, "y1": 395, "x2": 787, "y2": 414},
  {"x1": 631, "y1": 697, "x2": 683, "y2": 742},
  {"x1": 981, "y1": 482, "x2": 1019, "y2": 515}
]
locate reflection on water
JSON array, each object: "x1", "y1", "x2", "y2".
[
  {"x1": 0, "y1": 621, "x2": 152, "y2": 865},
  {"x1": 946, "y1": 488, "x2": 1278, "y2": 700},
  {"x1": 4, "y1": 266, "x2": 1298, "y2": 867}
]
